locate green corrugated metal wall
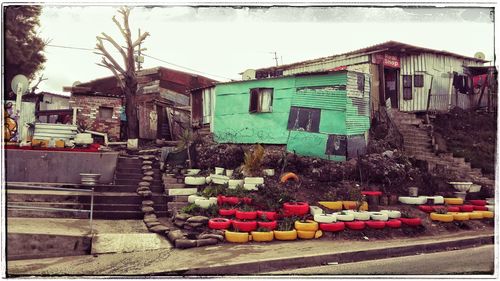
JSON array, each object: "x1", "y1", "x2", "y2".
[{"x1": 213, "y1": 71, "x2": 370, "y2": 160}]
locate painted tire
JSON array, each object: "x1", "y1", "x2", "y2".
[
  {"x1": 188, "y1": 195, "x2": 205, "y2": 204},
  {"x1": 345, "y1": 221, "x2": 366, "y2": 230},
  {"x1": 280, "y1": 172, "x2": 299, "y2": 183},
  {"x1": 469, "y1": 200, "x2": 487, "y2": 206},
  {"x1": 430, "y1": 213, "x2": 454, "y2": 222},
  {"x1": 250, "y1": 231, "x2": 274, "y2": 242},
  {"x1": 466, "y1": 212, "x2": 484, "y2": 219},
  {"x1": 294, "y1": 220, "x2": 319, "y2": 231},
  {"x1": 309, "y1": 206, "x2": 324, "y2": 216},
  {"x1": 235, "y1": 210, "x2": 257, "y2": 220},
  {"x1": 486, "y1": 205, "x2": 494, "y2": 212},
  {"x1": 473, "y1": 206, "x2": 488, "y2": 211},
  {"x1": 195, "y1": 199, "x2": 215, "y2": 209},
  {"x1": 444, "y1": 198, "x2": 464, "y2": 205},
  {"x1": 446, "y1": 206, "x2": 461, "y2": 212},
  {"x1": 361, "y1": 191, "x2": 382, "y2": 196},
  {"x1": 208, "y1": 218, "x2": 232, "y2": 230},
  {"x1": 219, "y1": 208, "x2": 236, "y2": 216},
  {"x1": 257, "y1": 220, "x2": 277, "y2": 231},
  {"x1": 474, "y1": 211, "x2": 494, "y2": 219},
  {"x1": 385, "y1": 219, "x2": 402, "y2": 228},
  {"x1": 448, "y1": 212, "x2": 469, "y2": 221},
  {"x1": 273, "y1": 230, "x2": 297, "y2": 241},
  {"x1": 418, "y1": 205, "x2": 435, "y2": 213},
  {"x1": 184, "y1": 176, "x2": 206, "y2": 185},
  {"x1": 399, "y1": 217, "x2": 422, "y2": 226},
  {"x1": 399, "y1": 196, "x2": 428, "y2": 205},
  {"x1": 232, "y1": 220, "x2": 257, "y2": 232},
  {"x1": 241, "y1": 197, "x2": 253, "y2": 205},
  {"x1": 257, "y1": 211, "x2": 278, "y2": 221},
  {"x1": 380, "y1": 210, "x2": 401, "y2": 219},
  {"x1": 459, "y1": 205, "x2": 474, "y2": 212},
  {"x1": 425, "y1": 196, "x2": 445, "y2": 204},
  {"x1": 297, "y1": 230, "x2": 316, "y2": 239},
  {"x1": 283, "y1": 202, "x2": 310, "y2": 216},
  {"x1": 225, "y1": 231, "x2": 249, "y2": 243},
  {"x1": 319, "y1": 222, "x2": 345, "y2": 232},
  {"x1": 350, "y1": 211, "x2": 371, "y2": 221},
  {"x1": 314, "y1": 214, "x2": 337, "y2": 223},
  {"x1": 224, "y1": 196, "x2": 241, "y2": 205},
  {"x1": 343, "y1": 201, "x2": 357, "y2": 210},
  {"x1": 318, "y1": 201, "x2": 343, "y2": 211},
  {"x1": 370, "y1": 212, "x2": 389, "y2": 221},
  {"x1": 365, "y1": 220, "x2": 386, "y2": 229},
  {"x1": 335, "y1": 212, "x2": 355, "y2": 221}
]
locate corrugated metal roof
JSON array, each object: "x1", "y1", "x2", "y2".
[{"x1": 254, "y1": 40, "x2": 488, "y2": 72}]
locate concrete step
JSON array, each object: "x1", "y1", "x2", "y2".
[
  {"x1": 114, "y1": 179, "x2": 163, "y2": 186},
  {"x1": 167, "y1": 202, "x2": 189, "y2": 215},
  {"x1": 116, "y1": 168, "x2": 161, "y2": 174},
  {"x1": 92, "y1": 210, "x2": 169, "y2": 220},
  {"x1": 93, "y1": 184, "x2": 164, "y2": 193},
  {"x1": 165, "y1": 183, "x2": 187, "y2": 189},
  {"x1": 115, "y1": 174, "x2": 162, "y2": 181},
  {"x1": 118, "y1": 163, "x2": 160, "y2": 169}
]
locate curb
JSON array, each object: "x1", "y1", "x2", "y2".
[{"x1": 159, "y1": 235, "x2": 494, "y2": 276}]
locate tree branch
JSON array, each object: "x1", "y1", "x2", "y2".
[
  {"x1": 30, "y1": 74, "x2": 48, "y2": 94},
  {"x1": 97, "y1": 32, "x2": 127, "y2": 64},
  {"x1": 132, "y1": 31, "x2": 150, "y2": 48},
  {"x1": 97, "y1": 59, "x2": 125, "y2": 89},
  {"x1": 95, "y1": 37, "x2": 126, "y2": 75}
]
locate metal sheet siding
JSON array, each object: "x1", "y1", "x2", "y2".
[
  {"x1": 284, "y1": 55, "x2": 371, "y2": 76},
  {"x1": 295, "y1": 73, "x2": 347, "y2": 88},
  {"x1": 291, "y1": 90, "x2": 347, "y2": 111},
  {"x1": 346, "y1": 72, "x2": 370, "y2": 135}
]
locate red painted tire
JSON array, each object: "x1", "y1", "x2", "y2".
[
  {"x1": 361, "y1": 191, "x2": 382, "y2": 196},
  {"x1": 232, "y1": 220, "x2": 257, "y2": 232},
  {"x1": 224, "y1": 196, "x2": 241, "y2": 205},
  {"x1": 319, "y1": 222, "x2": 345, "y2": 232},
  {"x1": 283, "y1": 202, "x2": 310, "y2": 216},
  {"x1": 473, "y1": 205, "x2": 488, "y2": 211},
  {"x1": 446, "y1": 206, "x2": 460, "y2": 212},
  {"x1": 257, "y1": 220, "x2": 277, "y2": 231},
  {"x1": 257, "y1": 211, "x2": 278, "y2": 221},
  {"x1": 345, "y1": 221, "x2": 366, "y2": 230},
  {"x1": 235, "y1": 210, "x2": 257, "y2": 220},
  {"x1": 241, "y1": 197, "x2": 253, "y2": 205},
  {"x1": 219, "y1": 208, "x2": 236, "y2": 216},
  {"x1": 385, "y1": 219, "x2": 402, "y2": 228},
  {"x1": 365, "y1": 220, "x2": 386, "y2": 229},
  {"x1": 208, "y1": 218, "x2": 232, "y2": 230},
  {"x1": 469, "y1": 200, "x2": 487, "y2": 206},
  {"x1": 459, "y1": 205, "x2": 474, "y2": 212},
  {"x1": 399, "y1": 217, "x2": 422, "y2": 226},
  {"x1": 217, "y1": 195, "x2": 226, "y2": 206},
  {"x1": 418, "y1": 205, "x2": 434, "y2": 213}
]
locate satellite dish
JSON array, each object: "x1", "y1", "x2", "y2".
[
  {"x1": 72, "y1": 81, "x2": 82, "y2": 87},
  {"x1": 474, "y1": 52, "x2": 485, "y2": 60},
  {"x1": 242, "y1": 69, "x2": 256, "y2": 80},
  {"x1": 11, "y1": 74, "x2": 29, "y2": 94}
]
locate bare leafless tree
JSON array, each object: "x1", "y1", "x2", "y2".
[{"x1": 95, "y1": 7, "x2": 149, "y2": 140}]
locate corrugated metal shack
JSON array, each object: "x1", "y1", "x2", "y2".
[
  {"x1": 251, "y1": 41, "x2": 487, "y2": 114},
  {"x1": 213, "y1": 70, "x2": 370, "y2": 160}
]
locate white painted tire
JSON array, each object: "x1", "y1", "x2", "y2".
[
  {"x1": 309, "y1": 206, "x2": 324, "y2": 216},
  {"x1": 334, "y1": 212, "x2": 355, "y2": 222},
  {"x1": 208, "y1": 197, "x2": 218, "y2": 205},
  {"x1": 486, "y1": 198, "x2": 495, "y2": 205},
  {"x1": 398, "y1": 196, "x2": 428, "y2": 205},
  {"x1": 228, "y1": 180, "x2": 244, "y2": 189},
  {"x1": 188, "y1": 195, "x2": 205, "y2": 204},
  {"x1": 211, "y1": 174, "x2": 229, "y2": 185},
  {"x1": 424, "y1": 196, "x2": 444, "y2": 205},
  {"x1": 195, "y1": 198, "x2": 216, "y2": 209},
  {"x1": 486, "y1": 205, "x2": 495, "y2": 212},
  {"x1": 314, "y1": 214, "x2": 337, "y2": 223},
  {"x1": 244, "y1": 177, "x2": 264, "y2": 185},
  {"x1": 184, "y1": 177, "x2": 206, "y2": 186},
  {"x1": 215, "y1": 167, "x2": 225, "y2": 175},
  {"x1": 380, "y1": 210, "x2": 401, "y2": 219},
  {"x1": 243, "y1": 183, "x2": 259, "y2": 191},
  {"x1": 370, "y1": 212, "x2": 389, "y2": 221},
  {"x1": 263, "y1": 169, "x2": 275, "y2": 176},
  {"x1": 347, "y1": 211, "x2": 371, "y2": 221}
]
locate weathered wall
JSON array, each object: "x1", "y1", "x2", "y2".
[
  {"x1": 69, "y1": 95, "x2": 122, "y2": 140},
  {"x1": 5, "y1": 150, "x2": 119, "y2": 184}
]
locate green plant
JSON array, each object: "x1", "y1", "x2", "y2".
[
  {"x1": 177, "y1": 129, "x2": 194, "y2": 168},
  {"x1": 181, "y1": 203, "x2": 201, "y2": 215},
  {"x1": 205, "y1": 204, "x2": 219, "y2": 217},
  {"x1": 242, "y1": 144, "x2": 265, "y2": 176},
  {"x1": 348, "y1": 184, "x2": 362, "y2": 202},
  {"x1": 202, "y1": 184, "x2": 226, "y2": 198},
  {"x1": 223, "y1": 185, "x2": 248, "y2": 198},
  {"x1": 277, "y1": 216, "x2": 297, "y2": 231},
  {"x1": 256, "y1": 227, "x2": 271, "y2": 232},
  {"x1": 356, "y1": 194, "x2": 367, "y2": 211},
  {"x1": 239, "y1": 204, "x2": 255, "y2": 212}
]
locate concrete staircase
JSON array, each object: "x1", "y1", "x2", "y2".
[
  {"x1": 388, "y1": 109, "x2": 495, "y2": 189},
  {"x1": 163, "y1": 174, "x2": 198, "y2": 216}
]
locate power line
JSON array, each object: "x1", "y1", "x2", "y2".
[{"x1": 45, "y1": 43, "x2": 234, "y2": 81}]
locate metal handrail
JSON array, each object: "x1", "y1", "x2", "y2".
[{"x1": 7, "y1": 184, "x2": 95, "y2": 234}]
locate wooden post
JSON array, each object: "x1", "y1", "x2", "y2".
[
  {"x1": 477, "y1": 75, "x2": 488, "y2": 109},
  {"x1": 425, "y1": 76, "x2": 434, "y2": 124}
]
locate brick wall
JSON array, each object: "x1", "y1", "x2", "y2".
[{"x1": 69, "y1": 95, "x2": 122, "y2": 141}]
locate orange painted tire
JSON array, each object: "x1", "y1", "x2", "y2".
[{"x1": 280, "y1": 172, "x2": 299, "y2": 183}]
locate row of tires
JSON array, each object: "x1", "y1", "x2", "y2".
[
  {"x1": 429, "y1": 211, "x2": 493, "y2": 222},
  {"x1": 313, "y1": 210, "x2": 400, "y2": 223}
]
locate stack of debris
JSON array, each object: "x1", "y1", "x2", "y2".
[{"x1": 167, "y1": 213, "x2": 224, "y2": 249}]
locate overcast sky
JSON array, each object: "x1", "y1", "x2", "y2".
[{"x1": 34, "y1": 5, "x2": 495, "y2": 94}]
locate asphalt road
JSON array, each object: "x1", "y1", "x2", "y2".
[{"x1": 265, "y1": 245, "x2": 495, "y2": 275}]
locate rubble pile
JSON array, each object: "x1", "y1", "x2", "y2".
[{"x1": 167, "y1": 213, "x2": 223, "y2": 249}]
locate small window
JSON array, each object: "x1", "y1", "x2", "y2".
[
  {"x1": 357, "y1": 73, "x2": 365, "y2": 93},
  {"x1": 403, "y1": 75, "x2": 413, "y2": 100},
  {"x1": 287, "y1": 106, "x2": 320, "y2": 133},
  {"x1": 414, "y1": 75, "x2": 424, "y2": 88},
  {"x1": 99, "y1": 106, "x2": 114, "y2": 119},
  {"x1": 249, "y1": 88, "x2": 273, "y2": 113}
]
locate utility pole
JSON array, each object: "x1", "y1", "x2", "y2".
[
  {"x1": 136, "y1": 28, "x2": 143, "y2": 70},
  {"x1": 273, "y1": 51, "x2": 279, "y2": 66}
]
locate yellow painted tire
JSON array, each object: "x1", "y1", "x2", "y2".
[
  {"x1": 430, "y1": 212, "x2": 454, "y2": 222},
  {"x1": 444, "y1": 198, "x2": 464, "y2": 205},
  {"x1": 466, "y1": 212, "x2": 484, "y2": 219},
  {"x1": 250, "y1": 231, "x2": 274, "y2": 242},
  {"x1": 297, "y1": 230, "x2": 316, "y2": 239},
  {"x1": 343, "y1": 201, "x2": 357, "y2": 209},
  {"x1": 315, "y1": 230, "x2": 323, "y2": 238},
  {"x1": 294, "y1": 220, "x2": 319, "y2": 231},
  {"x1": 448, "y1": 212, "x2": 469, "y2": 221},
  {"x1": 474, "y1": 211, "x2": 494, "y2": 219},
  {"x1": 273, "y1": 230, "x2": 297, "y2": 241},
  {"x1": 318, "y1": 201, "x2": 343, "y2": 211},
  {"x1": 224, "y1": 231, "x2": 249, "y2": 243},
  {"x1": 359, "y1": 202, "x2": 369, "y2": 211}
]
